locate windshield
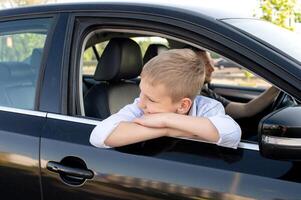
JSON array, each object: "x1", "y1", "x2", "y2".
[{"x1": 223, "y1": 19, "x2": 301, "y2": 64}]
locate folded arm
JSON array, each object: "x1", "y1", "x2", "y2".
[
  {"x1": 134, "y1": 113, "x2": 220, "y2": 143},
  {"x1": 134, "y1": 108, "x2": 241, "y2": 149},
  {"x1": 104, "y1": 122, "x2": 167, "y2": 147}
]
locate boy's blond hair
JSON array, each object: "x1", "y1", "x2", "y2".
[{"x1": 141, "y1": 48, "x2": 205, "y2": 102}]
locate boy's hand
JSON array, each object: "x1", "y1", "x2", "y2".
[{"x1": 133, "y1": 113, "x2": 172, "y2": 128}]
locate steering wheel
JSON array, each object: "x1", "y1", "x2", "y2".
[{"x1": 270, "y1": 91, "x2": 287, "y2": 111}]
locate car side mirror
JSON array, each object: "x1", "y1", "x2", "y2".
[{"x1": 258, "y1": 106, "x2": 301, "y2": 161}]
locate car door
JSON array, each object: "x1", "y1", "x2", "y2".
[
  {"x1": 39, "y1": 8, "x2": 301, "y2": 200},
  {"x1": 0, "y1": 17, "x2": 53, "y2": 199},
  {"x1": 40, "y1": 115, "x2": 301, "y2": 200}
]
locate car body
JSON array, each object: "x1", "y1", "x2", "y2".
[{"x1": 0, "y1": 1, "x2": 301, "y2": 200}]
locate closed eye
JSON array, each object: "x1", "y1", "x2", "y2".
[{"x1": 148, "y1": 96, "x2": 156, "y2": 103}]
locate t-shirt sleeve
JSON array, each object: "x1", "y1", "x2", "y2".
[
  {"x1": 200, "y1": 101, "x2": 241, "y2": 149},
  {"x1": 89, "y1": 98, "x2": 143, "y2": 148}
]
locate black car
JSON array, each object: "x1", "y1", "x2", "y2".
[{"x1": 1, "y1": 2, "x2": 301, "y2": 200}]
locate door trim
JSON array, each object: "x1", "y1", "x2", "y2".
[{"x1": 0, "y1": 106, "x2": 46, "y2": 117}]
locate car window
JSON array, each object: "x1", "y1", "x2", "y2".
[
  {"x1": 211, "y1": 53, "x2": 271, "y2": 89},
  {"x1": 131, "y1": 36, "x2": 169, "y2": 57},
  {"x1": 82, "y1": 41, "x2": 108, "y2": 76},
  {"x1": 79, "y1": 30, "x2": 276, "y2": 149},
  {"x1": 0, "y1": 18, "x2": 52, "y2": 110},
  {"x1": 80, "y1": 31, "x2": 242, "y2": 149}
]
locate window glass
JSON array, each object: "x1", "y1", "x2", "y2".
[
  {"x1": 132, "y1": 36, "x2": 168, "y2": 57},
  {"x1": 211, "y1": 53, "x2": 271, "y2": 89},
  {"x1": 0, "y1": 18, "x2": 52, "y2": 110},
  {"x1": 82, "y1": 41, "x2": 108, "y2": 76}
]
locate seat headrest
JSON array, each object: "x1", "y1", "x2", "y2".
[
  {"x1": 30, "y1": 48, "x2": 43, "y2": 69},
  {"x1": 0, "y1": 63, "x2": 10, "y2": 82},
  {"x1": 94, "y1": 38, "x2": 143, "y2": 81},
  {"x1": 0, "y1": 62, "x2": 34, "y2": 79},
  {"x1": 8, "y1": 62, "x2": 34, "y2": 78},
  {"x1": 143, "y1": 44, "x2": 168, "y2": 64}
]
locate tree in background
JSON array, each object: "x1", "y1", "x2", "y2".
[
  {"x1": 260, "y1": 0, "x2": 300, "y2": 30},
  {"x1": 296, "y1": 3, "x2": 301, "y2": 22},
  {"x1": 0, "y1": 0, "x2": 56, "y2": 62},
  {"x1": 0, "y1": 0, "x2": 56, "y2": 8},
  {"x1": 0, "y1": 33, "x2": 46, "y2": 62},
  {"x1": 296, "y1": 12, "x2": 301, "y2": 22}
]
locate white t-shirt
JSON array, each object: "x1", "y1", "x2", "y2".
[{"x1": 90, "y1": 96, "x2": 241, "y2": 149}]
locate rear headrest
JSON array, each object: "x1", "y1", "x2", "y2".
[
  {"x1": 94, "y1": 38, "x2": 143, "y2": 81},
  {"x1": 0, "y1": 62, "x2": 34, "y2": 79},
  {"x1": 8, "y1": 62, "x2": 34, "y2": 78},
  {"x1": 143, "y1": 44, "x2": 168, "y2": 64},
  {"x1": 0, "y1": 63, "x2": 10, "y2": 82},
  {"x1": 30, "y1": 48, "x2": 43, "y2": 70}
]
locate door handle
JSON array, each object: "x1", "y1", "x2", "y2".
[{"x1": 47, "y1": 161, "x2": 94, "y2": 179}]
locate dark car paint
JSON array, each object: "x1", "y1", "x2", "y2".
[
  {"x1": 0, "y1": 110, "x2": 45, "y2": 199},
  {"x1": 40, "y1": 115, "x2": 301, "y2": 200},
  {"x1": 0, "y1": 3, "x2": 301, "y2": 200},
  {"x1": 38, "y1": 13, "x2": 71, "y2": 114}
]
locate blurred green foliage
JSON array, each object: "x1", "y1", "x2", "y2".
[
  {"x1": 0, "y1": 33, "x2": 46, "y2": 62},
  {"x1": 0, "y1": 0, "x2": 54, "y2": 8},
  {"x1": 133, "y1": 37, "x2": 156, "y2": 57},
  {"x1": 243, "y1": 70, "x2": 254, "y2": 79},
  {"x1": 296, "y1": 12, "x2": 301, "y2": 22},
  {"x1": 261, "y1": 0, "x2": 298, "y2": 30}
]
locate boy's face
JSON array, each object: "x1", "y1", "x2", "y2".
[{"x1": 138, "y1": 78, "x2": 183, "y2": 115}]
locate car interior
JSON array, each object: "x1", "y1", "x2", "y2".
[
  {"x1": 84, "y1": 37, "x2": 142, "y2": 119},
  {"x1": 79, "y1": 30, "x2": 298, "y2": 146}
]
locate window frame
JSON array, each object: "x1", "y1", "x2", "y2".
[
  {"x1": 0, "y1": 15, "x2": 56, "y2": 111},
  {"x1": 69, "y1": 13, "x2": 296, "y2": 149}
]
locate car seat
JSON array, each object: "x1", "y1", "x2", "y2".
[{"x1": 84, "y1": 38, "x2": 143, "y2": 119}]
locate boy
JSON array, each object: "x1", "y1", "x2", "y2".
[{"x1": 90, "y1": 49, "x2": 241, "y2": 149}]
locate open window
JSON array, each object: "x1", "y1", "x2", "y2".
[{"x1": 72, "y1": 25, "x2": 298, "y2": 151}]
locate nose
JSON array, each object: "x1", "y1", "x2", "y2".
[{"x1": 209, "y1": 61, "x2": 215, "y2": 72}]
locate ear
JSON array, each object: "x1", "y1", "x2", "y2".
[{"x1": 177, "y1": 98, "x2": 192, "y2": 114}]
